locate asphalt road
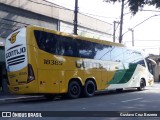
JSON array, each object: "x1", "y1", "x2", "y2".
[{"x1": 1, "y1": 83, "x2": 160, "y2": 120}]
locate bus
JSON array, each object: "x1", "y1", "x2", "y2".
[{"x1": 5, "y1": 25, "x2": 155, "y2": 99}]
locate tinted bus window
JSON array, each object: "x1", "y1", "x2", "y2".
[
  {"x1": 110, "y1": 47, "x2": 123, "y2": 62},
  {"x1": 34, "y1": 30, "x2": 59, "y2": 55},
  {"x1": 34, "y1": 30, "x2": 78, "y2": 57},
  {"x1": 59, "y1": 36, "x2": 77, "y2": 57},
  {"x1": 77, "y1": 39, "x2": 94, "y2": 59},
  {"x1": 93, "y1": 44, "x2": 111, "y2": 61}
]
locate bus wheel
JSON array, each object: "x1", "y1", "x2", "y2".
[
  {"x1": 82, "y1": 80, "x2": 96, "y2": 97},
  {"x1": 44, "y1": 94, "x2": 56, "y2": 100},
  {"x1": 137, "y1": 79, "x2": 146, "y2": 91},
  {"x1": 68, "y1": 81, "x2": 81, "y2": 99}
]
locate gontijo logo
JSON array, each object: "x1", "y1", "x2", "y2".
[{"x1": 9, "y1": 31, "x2": 19, "y2": 44}]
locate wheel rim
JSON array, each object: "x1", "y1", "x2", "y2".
[{"x1": 70, "y1": 84, "x2": 80, "y2": 96}]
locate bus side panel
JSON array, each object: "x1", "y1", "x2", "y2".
[
  {"x1": 38, "y1": 69, "x2": 59, "y2": 93},
  {"x1": 26, "y1": 44, "x2": 39, "y2": 93},
  {"x1": 101, "y1": 70, "x2": 115, "y2": 90},
  {"x1": 101, "y1": 61, "x2": 123, "y2": 90},
  {"x1": 107, "y1": 65, "x2": 145, "y2": 89},
  {"x1": 35, "y1": 51, "x2": 61, "y2": 93}
]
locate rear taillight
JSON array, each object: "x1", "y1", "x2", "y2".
[{"x1": 27, "y1": 64, "x2": 35, "y2": 83}]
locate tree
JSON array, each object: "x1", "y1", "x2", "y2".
[{"x1": 104, "y1": 0, "x2": 160, "y2": 15}]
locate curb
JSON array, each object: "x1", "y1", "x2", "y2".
[{"x1": 0, "y1": 95, "x2": 44, "y2": 104}]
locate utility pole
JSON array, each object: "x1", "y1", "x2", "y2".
[
  {"x1": 129, "y1": 28, "x2": 134, "y2": 46},
  {"x1": 119, "y1": 0, "x2": 124, "y2": 43},
  {"x1": 113, "y1": 21, "x2": 116, "y2": 42},
  {"x1": 131, "y1": 29, "x2": 134, "y2": 46},
  {"x1": 74, "y1": 0, "x2": 78, "y2": 35},
  {"x1": 113, "y1": 21, "x2": 119, "y2": 42}
]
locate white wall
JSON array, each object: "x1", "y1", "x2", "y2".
[
  {"x1": 60, "y1": 22, "x2": 112, "y2": 40},
  {"x1": 0, "y1": 0, "x2": 113, "y2": 38}
]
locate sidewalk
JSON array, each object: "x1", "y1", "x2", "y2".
[{"x1": 0, "y1": 92, "x2": 44, "y2": 103}]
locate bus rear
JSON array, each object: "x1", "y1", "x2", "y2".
[{"x1": 5, "y1": 27, "x2": 37, "y2": 94}]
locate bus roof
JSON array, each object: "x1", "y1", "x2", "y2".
[{"x1": 27, "y1": 25, "x2": 125, "y2": 48}]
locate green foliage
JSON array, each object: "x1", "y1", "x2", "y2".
[
  {"x1": 104, "y1": 0, "x2": 160, "y2": 15},
  {"x1": 149, "y1": 0, "x2": 160, "y2": 8}
]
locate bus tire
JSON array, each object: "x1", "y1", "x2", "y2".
[
  {"x1": 137, "y1": 79, "x2": 146, "y2": 91},
  {"x1": 68, "y1": 81, "x2": 81, "y2": 99},
  {"x1": 82, "y1": 80, "x2": 96, "y2": 97}
]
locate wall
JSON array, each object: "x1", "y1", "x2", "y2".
[
  {"x1": 0, "y1": 0, "x2": 112, "y2": 38},
  {"x1": 0, "y1": 3, "x2": 58, "y2": 38}
]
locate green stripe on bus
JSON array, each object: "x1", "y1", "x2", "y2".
[
  {"x1": 109, "y1": 64, "x2": 137, "y2": 84},
  {"x1": 119, "y1": 64, "x2": 137, "y2": 83}
]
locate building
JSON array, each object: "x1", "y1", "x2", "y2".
[{"x1": 149, "y1": 54, "x2": 160, "y2": 82}]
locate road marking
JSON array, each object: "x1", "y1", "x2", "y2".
[{"x1": 121, "y1": 97, "x2": 143, "y2": 103}]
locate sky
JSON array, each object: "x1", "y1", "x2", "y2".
[{"x1": 48, "y1": 0, "x2": 160, "y2": 55}]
